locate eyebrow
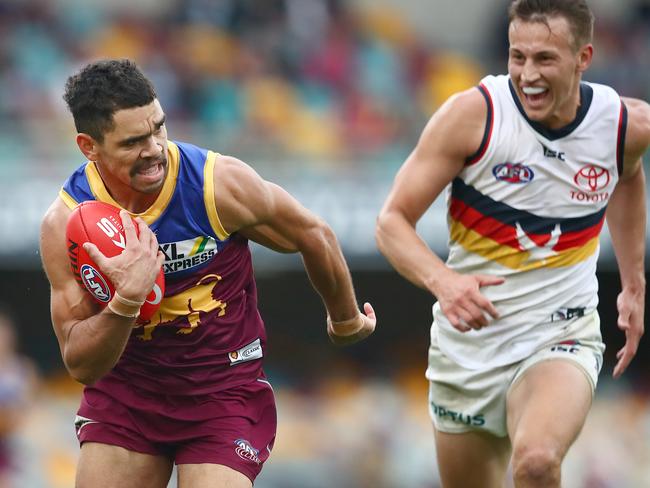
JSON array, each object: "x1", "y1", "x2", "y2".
[
  {"x1": 509, "y1": 48, "x2": 557, "y2": 57},
  {"x1": 118, "y1": 115, "x2": 166, "y2": 146}
]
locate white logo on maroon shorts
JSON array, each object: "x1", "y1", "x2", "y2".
[{"x1": 234, "y1": 438, "x2": 261, "y2": 464}]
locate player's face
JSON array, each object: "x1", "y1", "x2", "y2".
[
  {"x1": 508, "y1": 16, "x2": 592, "y2": 129},
  {"x1": 95, "y1": 99, "x2": 169, "y2": 195}
]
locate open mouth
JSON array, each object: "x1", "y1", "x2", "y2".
[
  {"x1": 521, "y1": 86, "x2": 549, "y2": 106},
  {"x1": 134, "y1": 160, "x2": 165, "y2": 183}
]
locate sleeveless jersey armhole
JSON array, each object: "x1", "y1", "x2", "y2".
[
  {"x1": 465, "y1": 83, "x2": 494, "y2": 166},
  {"x1": 59, "y1": 188, "x2": 79, "y2": 209},
  {"x1": 204, "y1": 151, "x2": 230, "y2": 241},
  {"x1": 616, "y1": 100, "x2": 628, "y2": 177}
]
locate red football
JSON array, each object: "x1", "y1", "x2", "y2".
[{"x1": 65, "y1": 200, "x2": 165, "y2": 324}]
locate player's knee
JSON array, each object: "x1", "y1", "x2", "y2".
[{"x1": 511, "y1": 444, "x2": 561, "y2": 487}]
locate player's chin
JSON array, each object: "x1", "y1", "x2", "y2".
[
  {"x1": 132, "y1": 177, "x2": 165, "y2": 194},
  {"x1": 132, "y1": 169, "x2": 166, "y2": 193},
  {"x1": 521, "y1": 98, "x2": 555, "y2": 123}
]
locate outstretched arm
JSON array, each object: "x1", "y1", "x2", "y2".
[
  {"x1": 214, "y1": 157, "x2": 376, "y2": 345},
  {"x1": 376, "y1": 87, "x2": 503, "y2": 332},
  {"x1": 607, "y1": 97, "x2": 649, "y2": 378}
]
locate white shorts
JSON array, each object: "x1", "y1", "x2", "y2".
[{"x1": 426, "y1": 311, "x2": 605, "y2": 437}]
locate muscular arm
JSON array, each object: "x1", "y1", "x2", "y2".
[
  {"x1": 376, "y1": 88, "x2": 503, "y2": 331},
  {"x1": 607, "y1": 97, "x2": 649, "y2": 378},
  {"x1": 40, "y1": 199, "x2": 163, "y2": 384},
  {"x1": 214, "y1": 157, "x2": 375, "y2": 344}
]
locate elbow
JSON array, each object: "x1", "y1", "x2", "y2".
[
  {"x1": 310, "y1": 217, "x2": 337, "y2": 246},
  {"x1": 375, "y1": 211, "x2": 393, "y2": 256},
  {"x1": 63, "y1": 352, "x2": 104, "y2": 386},
  {"x1": 66, "y1": 365, "x2": 100, "y2": 386},
  {"x1": 298, "y1": 218, "x2": 339, "y2": 257}
]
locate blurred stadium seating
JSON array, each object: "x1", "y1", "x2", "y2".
[{"x1": 1, "y1": 0, "x2": 649, "y2": 486}]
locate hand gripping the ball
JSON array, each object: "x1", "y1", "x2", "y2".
[{"x1": 82, "y1": 210, "x2": 165, "y2": 321}]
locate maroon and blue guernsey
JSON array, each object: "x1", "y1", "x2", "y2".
[{"x1": 60, "y1": 141, "x2": 267, "y2": 401}]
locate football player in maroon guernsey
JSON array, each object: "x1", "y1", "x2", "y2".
[{"x1": 40, "y1": 59, "x2": 376, "y2": 488}]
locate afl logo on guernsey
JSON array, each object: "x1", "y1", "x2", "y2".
[
  {"x1": 80, "y1": 264, "x2": 111, "y2": 302},
  {"x1": 493, "y1": 163, "x2": 534, "y2": 183},
  {"x1": 574, "y1": 165, "x2": 610, "y2": 192}
]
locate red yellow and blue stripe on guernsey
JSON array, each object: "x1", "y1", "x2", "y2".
[{"x1": 449, "y1": 178, "x2": 605, "y2": 271}]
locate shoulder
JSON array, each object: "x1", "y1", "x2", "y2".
[
  {"x1": 432, "y1": 85, "x2": 488, "y2": 126},
  {"x1": 41, "y1": 197, "x2": 72, "y2": 238},
  {"x1": 214, "y1": 155, "x2": 268, "y2": 200},
  {"x1": 212, "y1": 155, "x2": 273, "y2": 233},
  {"x1": 622, "y1": 97, "x2": 650, "y2": 146},
  {"x1": 621, "y1": 97, "x2": 650, "y2": 176},
  {"x1": 40, "y1": 197, "x2": 74, "y2": 283},
  {"x1": 417, "y1": 85, "x2": 489, "y2": 161}
]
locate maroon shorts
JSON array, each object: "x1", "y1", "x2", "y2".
[{"x1": 75, "y1": 378, "x2": 277, "y2": 482}]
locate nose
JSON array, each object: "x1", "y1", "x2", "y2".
[
  {"x1": 140, "y1": 135, "x2": 163, "y2": 159},
  {"x1": 521, "y1": 59, "x2": 540, "y2": 83}
]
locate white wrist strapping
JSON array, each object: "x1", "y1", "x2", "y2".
[
  {"x1": 328, "y1": 313, "x2": 364, "y2": 336},
  {"x1": 107, "y1": 292, "x2": 144, "y2": 318}
]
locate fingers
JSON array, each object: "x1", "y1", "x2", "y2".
[
  {"x1": 143, "y1": 220, "x2": 160, "y2": 256},
  {"x1": 474, "y1": 294, "x2": 500, "y2": 319},
  {"x1": 437, "y1": 273, "x2": 502, "y2": 333},
  {"x1": 455, "y1": 306, "x2": 483, "y2": 331},
  {"x1": 613, "y1": 333, "x2": 641, "y2": 379},
  {"x1": 156, "y1": 250, "x2": 165, "y2": 268},
  {"x1": 613, "y1": 347, "x2": 633, "y2": 379},
  {"x1": 82, "y1": 242, "x2": 108, "y2": 268},
  {"x1": 120, "y1": 210, "x2": 138, "y2": 245},
  {"x1": 476, "y1": 274, "x2": 505, "y2": 287},
  {"x1": 136, "y1": 217, "x2": 152, "y2": 248},
  {"x1": 446, "y1": 312, "x2": 471, "y2": 333},
  {"x1": 444, "y1": 294, "x2": 495, "y2": 332},
  {"x1": 363, "y1": 302, "x2": 376, "y2": 324},
  {"x1": 123, "y1": 214, "x2": 159, "y2": 263},
  {"x1": 617, "y1": 314, "x2": 630, "y2": 332},
  {"x1": 90, "y1": 212, "x2": 162, "y2": 300}
]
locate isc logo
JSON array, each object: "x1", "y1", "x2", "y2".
[{"x1": 80, "y1": 264, "x2": 111, "y2": 302}]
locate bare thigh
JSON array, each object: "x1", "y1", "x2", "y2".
[
  {"x1": 507, "y1": 359, "x2": 592, "y2": 462},
  {"x1": 177, "y1": 464, "x2": 252, "y2": 488},
  {"x1": 76, "y1": 442, "x2": 173, "y2": 488},
  {"x1": 434, "y1": 427, "x2": 511, "y2": 488}
]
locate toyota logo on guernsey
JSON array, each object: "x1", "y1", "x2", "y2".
[
  {"x1": 493, "y1": 162, "x2": 534, "y2": 183},
  {"x1": 574, "y1": 165, "x2": 610, "y2": 192}
]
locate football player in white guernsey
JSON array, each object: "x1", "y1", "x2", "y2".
[{"x1": 377, "y1": 1, "x2": 648, "y2": 487}]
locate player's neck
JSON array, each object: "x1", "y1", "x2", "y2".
[
  {"x1": 546, "y1": 82, "x2": 582, "y2": 130},
  {"x1": 108, "y1": 189, "x2": 159, "y2": 214},
  {"x1": 100, "y1": 174, "x2": 159, "y2": 213}
]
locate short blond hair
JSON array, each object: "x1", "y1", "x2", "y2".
[{"x1": 509, "y1": 0, "x2": 594, "y2": 51}]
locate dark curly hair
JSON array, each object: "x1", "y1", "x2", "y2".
[
  {"x1": 509, "y1": 0, "x2": 594, "y2": 51},
  {"x1": 63, "y1": 59, "x2": 157, "y2": 142}
]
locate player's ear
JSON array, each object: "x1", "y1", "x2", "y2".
[
  {"x1": 576, "y1": 44, "x2": 593, "y2": 73},
  {"x1": 76, "y1": 133, "x2": 100, "y2": 162}
]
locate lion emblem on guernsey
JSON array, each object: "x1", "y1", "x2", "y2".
[{"x1": 136, "y1": 274, "x2": 227, "y2": 340}]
